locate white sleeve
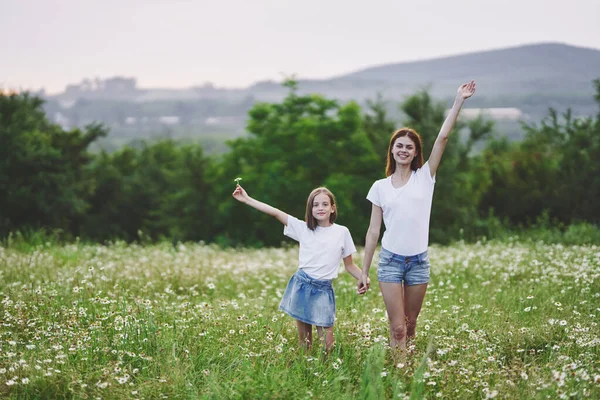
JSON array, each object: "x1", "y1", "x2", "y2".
[
  {"x1": 366, "y1": 181, "x2": 381, "y2": 207},
  {"x1": 419, "y1": 161, "x2": 436, "y2": 184},
  {"x1": 283, "y1": 215, "x2": 306, "y2": 242},
  {"x1": 341, "y1": 227, "x2": 357, "y2": 258}
]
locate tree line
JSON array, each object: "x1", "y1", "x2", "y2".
[{"x1": 1, "y1": 79, "x2": 599, "y2": 246}]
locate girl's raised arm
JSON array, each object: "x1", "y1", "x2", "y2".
[
  {"x1": 427, "y1": 80, "x2": 476, "y2": 177},
  {"x1": 232, "y1": 184, "x2": 288, "y2": 225}
]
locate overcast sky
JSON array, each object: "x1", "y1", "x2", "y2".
[{"x1": 1, "y1": 0, "x2": 599, "y2": 93}]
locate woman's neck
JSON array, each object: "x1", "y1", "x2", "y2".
[{"x1": 393, "y1": 164, "x2": 412, "y2": 180}]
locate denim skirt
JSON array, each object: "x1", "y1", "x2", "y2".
[{"x1": 279, "y1": 268, "x2": 336, "y2": 327}]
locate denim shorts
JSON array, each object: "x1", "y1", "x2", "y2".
[
  {"x1": 279, "y1": 268, "x2": 336, "y2": 327},
  {"x1": 377, "y1": 247, "x2": 430, "y2": 286}
]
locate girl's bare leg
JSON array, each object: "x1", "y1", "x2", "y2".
[
  {"x1": 297, "y1": 320, "x2": 313, "y2": 351},
  {"x1": 316, "y1": 326, "x2": 335, "y2": 353}
]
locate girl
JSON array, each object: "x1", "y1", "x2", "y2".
[
  {"x1": 232, "y1": 184, "x2": 370, "y2": 352},
  {"x1": 359, "y1": 81, "x2": 476, "y2": 353}
]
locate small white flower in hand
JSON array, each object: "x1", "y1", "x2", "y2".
[{"x1": 234, "y1": 177, "x2": 242, "y2": 184}]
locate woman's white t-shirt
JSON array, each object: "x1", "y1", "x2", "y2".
[
  {"x1": 366, "y1": 162, "x2": 436, "y2": 256},
  {"x1": 284, "y1": 215, "x2": 356, "y2": 280}
]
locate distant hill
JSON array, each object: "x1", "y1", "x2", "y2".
[
  {"x1": 243, "y1": 42, "x2": 600, "y2": 101},
  {"x1": 51, "y1": 42, "x2": 600, "y2": 102},
  {"x1": 336, "y1": 42, "x2": 600, "y2": 93},
  {"x1": 43, "y1": 42, "x2": 600, "y2": 151}
]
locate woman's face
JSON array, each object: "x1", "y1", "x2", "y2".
[{"x1": 391, "y1": 136, "x2": 417, "y2": 167}]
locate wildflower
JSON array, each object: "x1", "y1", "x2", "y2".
[{"x1": 234, "y1": 177, "x2": 243, "y2": 184}]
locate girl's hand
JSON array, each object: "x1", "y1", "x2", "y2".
[
  {"x1": 357, "y1": 273, "x2": 370, "y2": 295},
  {"x1": 232, "y1": 184, "x2": 250, "y2": 203},
  {"x1": 457, "y1": 80, "x2": 476, "y2": 100}
]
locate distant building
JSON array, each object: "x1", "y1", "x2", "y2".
[
  {"x1": 158, "y1": 116, "x2": 180, "y2": 125},
  {"x1": 455, "y1": 108, "x2": 524, "y2": 120},
  {"x1": 54, "y1": 112, "x2": 70, "y2": 128},
  {"x1": 64, "y1": 77, "x2": 138, "y2": 96}
]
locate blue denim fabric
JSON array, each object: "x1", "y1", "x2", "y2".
[
  {"x1": 279, "y1": 269, "x2": 336, "y2": 327},
  {"x1": 376, "y1": 247, "x2": 430, "y2": 285}
]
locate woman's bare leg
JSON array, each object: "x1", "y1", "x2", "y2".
[
  {"x1": 379, "y1": 282, "x2": 407, "y2": 353},
  {"x1": 404, "y1": 283, "x2": 428, "y2": 341}
]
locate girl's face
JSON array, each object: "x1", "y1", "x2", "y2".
[
  {"x1": 312, "y1": 193, "x2": 335, "y2": 226},
  {"x1": 391, "y1": 136, "x2": 417, "y2": 167}
]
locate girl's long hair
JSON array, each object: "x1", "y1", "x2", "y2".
[{"x1": 305, "y1": 187, "x2": 337, "y2": 231}]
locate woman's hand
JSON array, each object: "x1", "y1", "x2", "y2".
[
  {"x1": 357, "y1": 273, "x2": 370, "y2": 295},
  {"x1": 457, "y1": 80, "x2": 476, "y2": 100}
]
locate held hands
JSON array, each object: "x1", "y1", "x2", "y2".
[
  {"x1": 232, "y1": 184, "x2": 250, "y2": 203},
  {"x1": 457, "y1": 80, "x2": 476, "y2": 100},
  {"x1": 357, "y1": 273, "x2": 370, "y2": 295}
]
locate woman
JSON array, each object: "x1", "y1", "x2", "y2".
[{"x1": 360, "y1": 81, "x2": 476, "y2": 352}]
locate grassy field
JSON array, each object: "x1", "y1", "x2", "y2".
[{"x1": 0, "y1": 239, "x2": 599, "y2": 399}]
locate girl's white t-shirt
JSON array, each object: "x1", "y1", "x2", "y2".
[
  {"x1": 284, "y1": 215, "x2": 356, "y2": 280},
  {"x1": 366, "y1": 162, "x2": 436, "y2": 256}
]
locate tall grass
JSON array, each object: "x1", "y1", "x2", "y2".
[{"x1": 0, "y1": 240, "x2": 598, "y2": 398}]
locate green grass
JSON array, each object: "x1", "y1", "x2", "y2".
[{"x1": 0, "y1": 240, "x2": 598, "y2": 399}]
